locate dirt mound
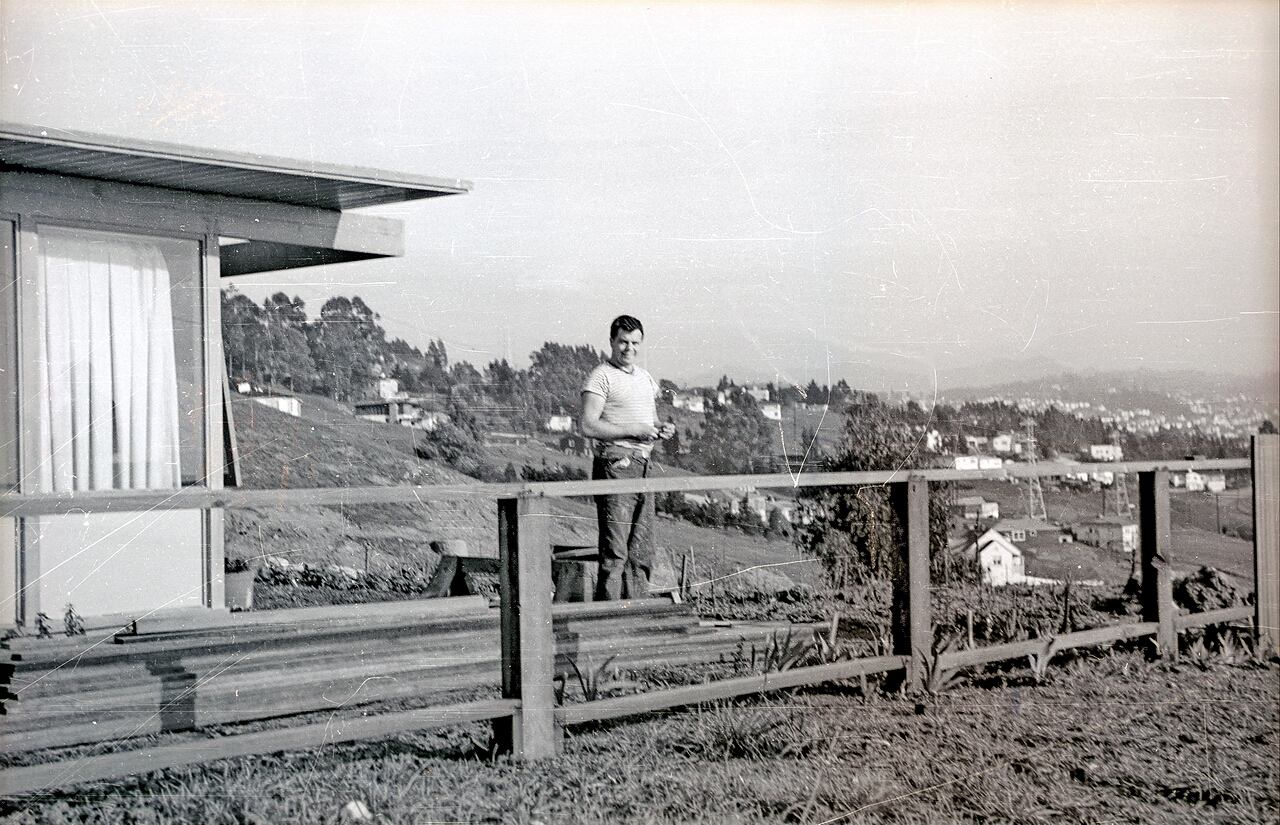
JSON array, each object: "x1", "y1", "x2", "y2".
[{"x1": 1173, "y1": 566, "x2": 1248, "y2": 612}]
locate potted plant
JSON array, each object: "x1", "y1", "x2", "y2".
[{"x1": 224, "y1": 556, "x2": 258, "y2": 611}]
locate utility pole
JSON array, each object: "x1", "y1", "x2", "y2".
[
  {"x1": 1107, "y1": 431, "x2": 1132, "y2": 517},
  {"x1": 1023, "y1": 419, "x2": 1048, "y2": 521}
]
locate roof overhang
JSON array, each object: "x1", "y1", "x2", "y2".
[{"x1": 0, "y1": 123, "x2": 470, "y2": 275}]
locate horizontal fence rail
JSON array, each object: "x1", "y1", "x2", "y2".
[
  {"x1": 0, "y1": 457, "x2": 1253, "y2": 517},
  {"x1": 0, "y1": 439, "x2": 1273, "y2": 792}
]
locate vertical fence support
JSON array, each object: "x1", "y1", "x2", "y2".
[
  {"x1": 1253, "y1": 435, "x2": 1279, "y2": 656},
  {"x1": 494, "y1": 494, "x2": 558, "y2": 759},
  {"x1": 889, "y1": 477, "x2": 931, "y2": 691},
  {"x1": 1138, "y1": 469, "x2": 1176, "y2": 658}
]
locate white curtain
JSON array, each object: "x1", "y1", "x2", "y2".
[{"x1": 36, "y1": 227, "x2": 181, "y2": 492}]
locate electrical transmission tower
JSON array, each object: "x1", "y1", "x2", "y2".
[
  {"x1": 1107, "y1": 431, "x2": 1132, "y2": 516},
  {"x1": 1022, "y1": 419, "x2": 1048, "y2": 521}
]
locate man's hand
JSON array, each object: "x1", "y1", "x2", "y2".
[{"x1": 631, "y1": 423, "x2": 661, "y2": 441}]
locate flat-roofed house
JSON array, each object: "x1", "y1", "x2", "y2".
[
  {"x1": 1074, "y1": 516, "x2": 1139, "y2": 554},
  {"x1": 0, "y1": 123, "x2": 469, "y2": 627}
]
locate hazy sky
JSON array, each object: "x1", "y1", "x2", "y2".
[{"x1": 3, "y1": 1, "x2": 1276, "y2": 391}]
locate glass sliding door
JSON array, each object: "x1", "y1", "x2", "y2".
[{"x1": 23, "y1": 226, "x2": 207, "y2": 619}]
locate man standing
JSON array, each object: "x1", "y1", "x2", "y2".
[{"x1": 580, "y1": 315, "x2": 675, "y2": 600}]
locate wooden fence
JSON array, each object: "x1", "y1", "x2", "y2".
[{"x1": 1, "y1": 436, "x2": 1275, "y2": 793}]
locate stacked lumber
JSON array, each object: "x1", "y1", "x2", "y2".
[{"x1": 1, "y1": 597, "x2": 779, "y2": 756}]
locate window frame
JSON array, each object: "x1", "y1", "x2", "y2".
[{"x1": 4, "y1": 182, "x2": 226, "y2": 621}]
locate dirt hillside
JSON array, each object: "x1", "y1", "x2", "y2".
[{"x1": 225, "y1": 395, "x2": 594, "y2": 576}]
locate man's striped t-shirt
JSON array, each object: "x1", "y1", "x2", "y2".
[{"x1": 581, "y1": 361, "x2": 660, "y2": 455}]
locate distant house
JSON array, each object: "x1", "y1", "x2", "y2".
[
  {"x1": 354, "y1": 400, "x2": 406, "y2": 423},
  {"x1": 964, "y1": 435, "x2": 989, "y2": 452},
  {"x1": 1074, "y1": 517, "x2": 1138, "y2": 554},
  {"x1": 672, "y1": 394, "x2": 705, "y2": 414},
  {"x1": 994, "y1": 518, "x2": 1058, "y2": 544},
  {"x1": 252, "y1": 395, "x2": 301, "y2": 418},
  {"x1": 746, "y1": 386, "x2": 771, "y2": 403},
  {"x1": 558, "y1": 434, "x2": 590, "y2": 457},
  {"x1": 681, "y1": 492, "x2": 712, "y2": 508},
  {"x1": 377, "y1": 378, "x2": 401, "y2": 399},
  {"x1": 971, "y1": 529, "x2": 1026, "y2": 587},
  {"x1": 991, "y1": 433, "x2": 1015, "y2": 453},
  {"x1": 744, "y1": 491, "x2": 769, "y2": 523},
  {"x1": 1090, "y1": 444, "x2": 1123, "y2": 462},
  {"x1": 545, "y1": 415, "x2": 574, "y2": 433},
  {"x1": 966, "y1": 528, "x2": 1061, "y2": 587},
  {"x1": 956, "y1": 455, "x2": 1004, "y2": 471},
  {"x1": 759, "y1": 403, "x2": 782, "y2": 421},
  {"x1": 415, "y1": 411, "x2": 450, "y2": 432},
  {"x1": 1185, "y1": 470, "x2": 1227, "y2": 493},
  {"x1": 951, "y1": 496, "x2": 999, "y2": 521}
]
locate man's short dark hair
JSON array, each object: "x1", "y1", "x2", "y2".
[{"x1": 610, "y1": 315, "x2": 644, "y2": 340}]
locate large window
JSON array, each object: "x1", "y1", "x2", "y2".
[
  {"x1": 31, "y1": 226, "x2": 204, "y2": 491},
  {"x1": 21, "y1": 225, "x2": 207, "y2": 619}
]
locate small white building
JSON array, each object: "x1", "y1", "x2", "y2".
[
  {"x1": 968, "y1": 529, "x2": 1026, "y2": 587},
  {"x1": 672, "y1": 394, "x2": 705, "y2": 414},
  {"x1": 991, "y1": 433, "x2": 1015, "y2": 453},
  {"x1": 1075, "y1": 517, "x2": 1138, "y2": 554},
  {"x1": 967, "y1": 528, "x2": 1061, "y2": 587},
  {"x1": 545, "y1": 415, "x2": 574, "y2": 433},
  {"x1": 746, "y1": 386, "x2": 771, "y2": 403},
  {"x1": 964, "y1": 435, "x2": 989, "y2": 452},
  {"x1": 759, "y1": 403, "x2": 782, "y2": 421},
  {"x1": 952, "y1": 496, "x2": 1000, "y2": 521},
  {"x1": 415, "y1": 411, "x2": 450, "y2": 432},
  {"x1": 1090, "y1": 444, "x2": 1124, "y2": 462},
  {"x1": 377, "y1": 378, "x2": 400, "y2": 399},
  {"x1": 1185, "y1": 470, "x2": 1227, "y2": 493},
  {"x1": 252, "y1": 396, "x2": 301, "y2": 418}
]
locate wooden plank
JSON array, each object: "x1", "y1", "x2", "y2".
[
  {"x1": 1254, "y1": 435, "x2": 1279, "y2": 655},
  {"x1": 123, "y1": 594, "x2": 491, "y2": 638},
  {"x1": 495, "y1": 496, "x2": 519, "y2": 754},
  {"x1": 514, "y1": 494, "x2": 557, "y2": 759},
  {"x1": 1139, "y1": 470, "x2": 1176, "y2": 657},
  {"x1": 938, "y1": 622, "x2": 1159, "y2": 671},
  {"x1": 1175, "y1": 605, "x2": 1254, "y2": 629},
  {"x1": 558, "y1": 655, "x2": 907, "y2": 725},
  {"x1": 0, "y1": 699, "x2": 517, "y2": 797},
  {"x1": 888, "y1": 478, "x2": 931, "y2": 691},
  {"x1": 1, "y1": 459, "x2": 1252, "y2": 518}
]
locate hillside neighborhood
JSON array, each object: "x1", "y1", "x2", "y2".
[{"x1": 221, "y1": 289, "x2": 1266, "y2": 596}]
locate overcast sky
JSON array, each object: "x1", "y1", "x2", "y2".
[{"x1": 3, "y1": 1, "x2": 1276, "y2": 391}]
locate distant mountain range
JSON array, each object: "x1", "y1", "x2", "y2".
[
  {"x1": 937, "y1": 368, "x2": 1278, "y2": 410},
  {"x1": 688, "y1": 357, "x2": 1278, "y2": 414}
]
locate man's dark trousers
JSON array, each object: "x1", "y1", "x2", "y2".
[{"x1": 593, "y1": 447, "x2": 652, "y2": 600}]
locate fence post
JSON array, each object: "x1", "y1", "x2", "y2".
[
  {"x1": 494, "y1": 494, "x2": 558, "y2": 759},
  {"x1": 889, "y1": 477, "x2": 931, "y2": 691},
  {"x1": 1138, "y1": 469, "x2": 1176, "y2": 658},
  {"x1": 1253, "y1": 435, "x2": 1279, "y2": 655}
]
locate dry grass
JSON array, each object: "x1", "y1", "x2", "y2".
[{"x1": 3, "y1": 651, "x2": 1275, "y2": 825}]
